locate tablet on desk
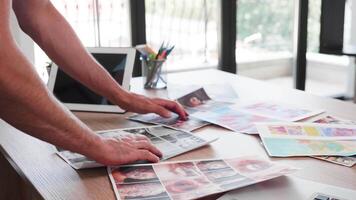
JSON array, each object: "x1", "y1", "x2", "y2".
[{"x1": 48, "y1": 47, "x2": 136, "y2": 113}]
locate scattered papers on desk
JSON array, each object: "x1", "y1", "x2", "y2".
[
  {"x1": 237, "y1": 102, "x2": 324, "y2": 122},
  {"x1": 192, "y1": 106, "x2": 276, "y2": 134},
  {"x1": 108, "y1": 156, "x2": 297, "y2": 200},
  {"x1": 190, "y1": 100, "x2": 324, "y2": 134},
  {"x1": 57, "y1": 125, "x2": 216, "y2": 169},
  {"x1": 257, "y1": 122, "x2": 356, "y2": 157},
  {"x1": 128, "y1": 113, "x2": 210, "y2": 132},
  {"x1": 310, "y1": 115, "x2": 356, "y2": 167}
]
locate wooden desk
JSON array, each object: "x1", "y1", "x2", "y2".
[{"x1": 1, "y1": 69, "x2": 355, "y2": 200}]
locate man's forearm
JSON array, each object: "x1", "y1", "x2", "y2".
[
  {"x1": 0, "y1": 38, "x2": 104, "y2": 159},
  {"x1": 13, "y1": 1, "x2": 129, "y2": 105}
]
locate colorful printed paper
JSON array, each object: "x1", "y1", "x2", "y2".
[
  {"x1": 192, "y1": 106, "x2": 277, "y2": 134},
  {"x1": 260, "y1": 137, "x2": 356, "y2": 157},
  {"x1": 108, "y1": 156, "x2": 297, "y2": 200},
  {"x1": 57, "y1": 125, "x2": 216, "y2": 169},
  {"x1": 192, "y1": 103, "x2": 323, "y2": 134},
  {"x1": 128, "y1": 113, "x2": 210, "y2": 131},
  {"x1": 237, "y1": 102, "x2": 324, "y2": 121},
  {"x1": 257, "y1": 122, "x2": 356, "y2": 140}
]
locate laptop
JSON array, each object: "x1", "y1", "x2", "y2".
[
  {"x1": 218, "y1": 176, "x2": 356, "y2": 200},
  {"x1": 47, "y1": 47, "x2": 136, "y2": 113}
]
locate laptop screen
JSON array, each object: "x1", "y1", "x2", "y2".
[{"x1": 53, "y1": 53, "x2": 127, "y2": 105}]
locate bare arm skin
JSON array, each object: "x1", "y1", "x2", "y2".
[
  {"x1": 12, "y1": 0, "x2": 188, "y2": 119},
  {"x1": 0, "y1": 0, "x2": 162, "y2": 165}
]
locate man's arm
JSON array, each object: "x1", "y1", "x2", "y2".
[
  {"x1": 12, "y1": 0, "x2": 188, "y2": 119},
  {"x1": 0, "y1": 0, "x2": 161, "y2": 165}
]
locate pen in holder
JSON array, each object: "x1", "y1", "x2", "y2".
[{"x1": 141, "y1": 58, "x2": 167, "y2": 89}]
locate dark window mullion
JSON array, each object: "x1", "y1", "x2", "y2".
[
  {"x1": 293, "y1": 0, "x2": 308, "y2": 90},
  {"x1": 130, "y1": 0, "x2": 147, "y2": 77},
  {"x1": 218, "y1": 0, "x2": 237, "y2": 74}
]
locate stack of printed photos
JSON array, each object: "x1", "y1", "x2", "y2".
[
  {"x1": 57, "y1": 125, "x2": 217, "y2": 169},
  {"x1": 108, "y1": 156, "x2": 297, "y2": 200}
]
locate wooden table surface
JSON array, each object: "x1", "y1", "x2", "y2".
[{"x1": 0, "y1": 69, "x2": 355, "y2": 200}]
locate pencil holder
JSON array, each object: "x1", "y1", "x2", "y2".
[{"x1": 141, "y1": 59, "x2": 167, "y2": 89}]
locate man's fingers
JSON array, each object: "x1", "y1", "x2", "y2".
[
  {"x1": 134, "y1": 135, "x2": 151, "y2": 142},
  {"x1": 152, "y1": 99, "x2": 188, "y2": 120},
  {"x1": 132, "y1": 141, "x2": 163, "y2": 158},
  {"x1": 134, "y1": 150, "x2": 160, "y2": 163},
  {"x1": 152, "y1": 105, "x2": 172, "y2": 118}
]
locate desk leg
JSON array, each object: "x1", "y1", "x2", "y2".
[{"x1": 0, "y1": 153, "x2": 42, "y2": 200}]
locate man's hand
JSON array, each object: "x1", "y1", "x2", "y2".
[
  {"x1": 90, "y1": 135, "x2": 163, "y2": 166},
  {"x1": 119, "y1": 92, "x2": 189, "y2": 120}
]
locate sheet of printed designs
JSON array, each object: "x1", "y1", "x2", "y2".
[
  {"x1": 235, "y1": 102, "x2": 324, "y2": 122},
  {"x1": 257, "y1": 122, "x2": 356, "y2": 157},
  {"x1": 192, "y1": 106, "x2": 277, "y2": 134},
  {"x1": 257, "y1": 122, "x2": 356, "y2": 140},
  {"x1": 57, "y1": 126, "x2": 214, "y2": 169},
  {"x1": 108, "y1": 156, "x2": 296, "y2": 200},
  {"x1": 260, "y1": 138, "x2": 356, "y2": 157},
  {"x1": 128, "y1": 113, "x2": 210, "y2": 132}
]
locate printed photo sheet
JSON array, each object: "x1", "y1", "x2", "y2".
[
  {"x1": 128, "y1": 113, "x2": 210, "y2": 132},
  {"x1": 176, "y1": 88, "x2": 233, "y2": 114},
  {"x1": 256, "y1": 122, "x2": 356, "y2": 140},
  {"x1": 108, "y1": 156, "x2": 297, "y2": 200},
  {"x1": 57, "y1": 125, "x2": 216, "y2": 169}
]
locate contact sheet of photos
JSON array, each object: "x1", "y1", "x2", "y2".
[
  {"x1": 57, "y1": 125, "x2": 216, "y2": 169},
  {"x1": 108, "y1": 156, "x2": 297, "y2": 200}
]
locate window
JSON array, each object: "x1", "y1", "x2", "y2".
[
  {"x1": 145, "y1": 0, "x2": 219, "y2": 72},
  {"x1": 235, "y1": 0, "x2": 295, "y2": 83},
  {"x1": 236, "y1": 0, "x2": 294, "y2": 63},
  {"x1": 306, "y1": 0, "x2": 350, "y2": 97},
  {"x1": 34, "y1": 0, "x2": 131, "y2": 77}
]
